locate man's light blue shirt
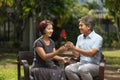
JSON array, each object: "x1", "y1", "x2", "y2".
[{"x1": 76, "y1": 31, "x2": 103, "y2": 64}]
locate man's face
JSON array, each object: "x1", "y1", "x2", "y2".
[{"x1": 78, "y1": 21, "x2": 90, "y2": 35}]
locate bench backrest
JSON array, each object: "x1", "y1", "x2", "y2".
[{"x1": 18, "y1": 51, "x2": 34, "y2": 65}]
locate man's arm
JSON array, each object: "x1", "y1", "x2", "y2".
[{"x1": 73, "y1": 47, "x2": 98, "y2": 57}]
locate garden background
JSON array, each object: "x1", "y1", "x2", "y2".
[{"x1": 0, "y1": 0, "x2": 120, "y2": 80}]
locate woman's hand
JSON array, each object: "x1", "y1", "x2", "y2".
[
  {"x1": 57, "y1": 46, "x2": 67, "y2": 54},
  {"x1": 62, "y1": 57, "x2": 70, "y2": 63},
  {"x1": 65, "y1": 41, "x2": 75, "y2": 50}
]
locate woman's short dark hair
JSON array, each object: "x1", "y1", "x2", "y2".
[
  {"x1": 38, "y1": 20, "x2": 53, "y2": 34},
  {"x1": 79, "y1": 15, "x2": 95, "y2": 31}
]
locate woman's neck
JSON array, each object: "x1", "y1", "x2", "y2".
[
  {"x1": 40, "y1": 36, "x2": 50, "y2": 45},
  {"x1": 41, "y1": 35, "x2": 49, "y2": 40}
]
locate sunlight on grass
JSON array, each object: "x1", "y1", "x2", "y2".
[
  {"x1": 103, "y1": 50, "x2": 120, "y2": 68},
  {"x1": 103, "y1": 51, "x2": 120, "y2": 57},
  {"x1": 0, "y1": 64, "x2": 17, "y2": 80},
  {"x1": 0, "y1": 51, "x2": 120, "y2": 80}
]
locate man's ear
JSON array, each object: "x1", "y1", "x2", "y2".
[{"x1": 87, "y1": 25, "x2": 91, "y2": 30}]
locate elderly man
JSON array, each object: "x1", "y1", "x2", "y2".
[{"x1": 65, "y1": 15, "x2": 103, "y2": 80}]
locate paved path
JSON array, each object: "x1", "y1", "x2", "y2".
[{"x1": 104, "y1": 65, "x2": 120, "y2": 80}]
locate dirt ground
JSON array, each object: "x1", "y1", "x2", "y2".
[{"x1": 104, "y1": 65, "x2": 120, "y2": 80}]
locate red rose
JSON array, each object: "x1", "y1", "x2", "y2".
[{"x1": 60, "y1": 31, "x2": 66, "y2": 39}]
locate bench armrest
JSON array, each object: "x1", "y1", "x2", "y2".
[
  {"x1": 21, "y1": 60, "x2": 30, "y2": 80},
  {"x1": 99, "y1": 60, "x2": 105, "y2": 80}
]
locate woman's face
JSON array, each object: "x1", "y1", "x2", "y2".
[
  {"x1": 78, "y1": 21, "x2": 90, "y2": 35},
  {"x1": 44, "y1": 24, "x2": 53, "y2": 37}
]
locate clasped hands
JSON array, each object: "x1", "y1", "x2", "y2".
[
  {"x1": 64, "y1": 41, "x2": 75, "y2": 50},
  {"x1": 57, "y1": 41, "x2": 75, "y2": 63},
  {"x1": 58, "y1": 41, "x2": 75, "y2": 53},
  {"x1": 63, "y1": 41, "x2": 75, "y2": 63}
]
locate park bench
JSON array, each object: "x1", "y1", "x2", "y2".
[
  {"x1": 17, "y1": 51, "x2": 34, "y2": 80},
  {"x1": 17, "y1": 51, "x2": 60, "y2": 80},
  {"x1": 17, "y1": 51, "x2": 105, "y2": 80}
]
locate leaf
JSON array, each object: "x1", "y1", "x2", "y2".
[
  {"x1": 6, "y1": 0, "x2": 14, "y2": 7},
  {"x1": 23, "y1": 7, "x2": 31, "y2": 13}
]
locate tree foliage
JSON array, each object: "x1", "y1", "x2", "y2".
[
  {"x1": 104, "y1": 0, "x2": 120, "y2": 17},
  {"x1": 104, "y1": 0, "x2": 120, "y2": 47},
  {"x1": 2, "y1": 0, "x2": 114, "y2": 48},
  {"x1": 83, "y1": 0, "x2": 103, "y2": 10},
  {"x1": 0, "y1": 0, "x2": 14, "y2": 23}
]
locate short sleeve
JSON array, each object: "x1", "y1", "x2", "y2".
[
  {"x1": 33, "y1": 39, "x2": 43, "y2": 48},
  {"x1": 92, "y1": 37, "x2": 103, "y2": 50}
]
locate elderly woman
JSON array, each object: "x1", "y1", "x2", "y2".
[{"x1": 30, "y1": 20, "x2": 69, "y2": 80}]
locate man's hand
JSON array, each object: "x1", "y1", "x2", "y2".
[{"x1": 65, "y1": 41, "x2": 75, "y2": 50}]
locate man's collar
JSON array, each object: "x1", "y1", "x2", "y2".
[{"x1": 83, "y1": 30, "x2": 94, "y2": 39}]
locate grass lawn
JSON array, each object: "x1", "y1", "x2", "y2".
[
  {"x1": 103, "y1": 50, "x2": 120, "y2": 69},
  {"x1": 0, "y1": 52, "x2": 17, "y2": 80},
  {"x1": 0, "y1": 50, "x2": 120, "y2": 80},
  {"x1": 0, "y1": 64, "x2": 17, "y2": 80}
]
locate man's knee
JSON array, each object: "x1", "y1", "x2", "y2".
[
  {"x1": 78, "y1": 67, "x2": 89, "y2": 74},
  {"x1": 65, "y1": 65, "x2": 71, "y2": 72}
]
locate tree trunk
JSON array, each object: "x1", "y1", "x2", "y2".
[{"x1": 115, "y1": 14, "x2": 120, "y2": 47}]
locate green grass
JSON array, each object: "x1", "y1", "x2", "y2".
[
  {"x1": 0, "y1": 50, "x2": 120, "y2": 80},
  {"x1": 0, "y1": 52, "x2": 17, "y2": 64},
  {"x1": 103, "y1": 50, "x2": 120, "y2": 68},
  {"x1": 0, "y1": 52, "x2": 17, "y2": 80},
  {"x1": 0, "y1": 65, "x2": 17, "y2": 80}
]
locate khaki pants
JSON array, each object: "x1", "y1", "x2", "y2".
[{"x1": 65, "y1": 62, "x2": 99, "y2": 80}]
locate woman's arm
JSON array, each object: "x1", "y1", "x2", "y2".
[
  {"x1": 53, "y1": 48, "x2": 70, "y2": 63},
  {"x1": 35, "y1": 46, "x2": 67, "y2": 60}
]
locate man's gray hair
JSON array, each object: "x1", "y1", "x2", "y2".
[{"x1": 79, "y1": 15, "x2": 95, "y2": 31}]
